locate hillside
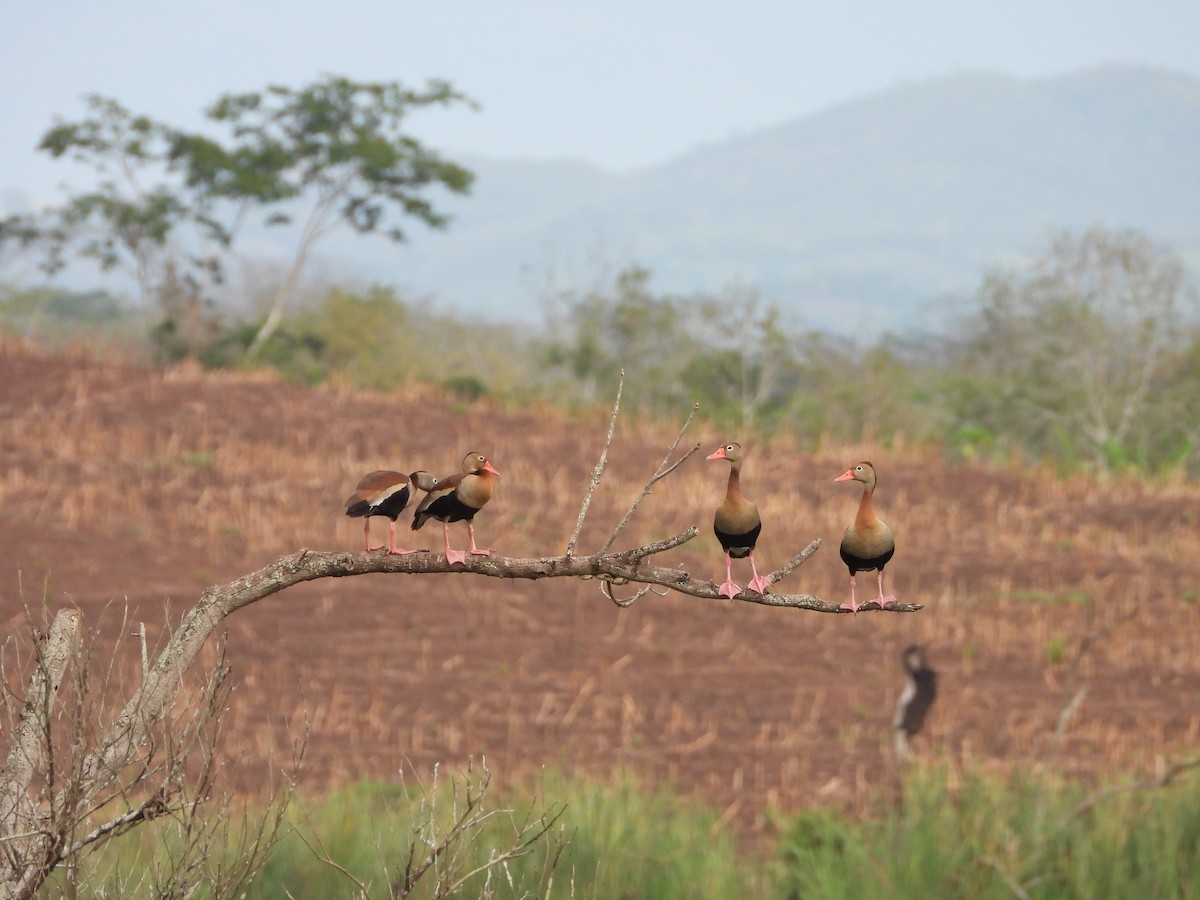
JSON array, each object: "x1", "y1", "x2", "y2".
[
  {"x1": 367, "y1": 65, "x2": 1200, "y2": 333},
  {"x1": 2, "y1": 338, "x2": 1198, "y2": 842}
]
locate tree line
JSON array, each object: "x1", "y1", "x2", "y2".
[{"x1": 2, "y1": 77, "x2": 1198, "y2": 478}]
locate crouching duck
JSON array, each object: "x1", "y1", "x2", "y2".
[{"x1": 345, "y1": 469, "x2": 439, "y2": 554}]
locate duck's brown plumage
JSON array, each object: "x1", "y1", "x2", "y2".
[
  {"x1": 345, "y1": 469, "x2": 438, "y2": 554},
  {"x1": 412, "y1": 451, "x2": 499, "y2": 565},
  {"x1": 834, "y1": 460, "x2": 896, "y2": 612},
  {"x1": 708, "y1": 442, "x2": 770, "y2": 598}
]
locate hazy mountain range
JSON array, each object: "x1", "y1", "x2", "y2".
[
  {"x1": 10, "y1": 65, "x2": 1200, "y2": 338},
  {"x1": 344, "y1": 64, "x2": 1198, "y2": 336}
]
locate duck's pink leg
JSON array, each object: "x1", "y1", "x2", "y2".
[
  {"x1": 386, "y1": 519, "x2": 419, "y2": 555},
  {"x1": 717, "y1": 552, "x2": 742, "y2": 599},
  {"x1": 876, "y1": 570, "x2": 897, "y2": 606},
  {"x1": 746, "y1": 551, "x2": 771, "y2": 594},
  {"x1": 443, "y1": 521, "x2": 466, "y2": 566},
  {"x1": 365, "y1": 518, "x2": 384, "y2": 552},
  {"x1": 840, "y1": 574, "x2": 862, "y2": 613},
  {"x1": 467, "y1": 522, "x2": 493, "y2": 556}
]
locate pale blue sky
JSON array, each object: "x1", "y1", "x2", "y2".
[{"x1": 3, "y1": 0, "x2": 1199, "y2": 210}]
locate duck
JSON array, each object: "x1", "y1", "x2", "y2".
[
  {"x1": 707, "y1": 442, "x2": 771, "y2": 599},
  {"x1": 894, "y1": 644, "x2": 937, "y2": 763},
  {"x1": 344, "y1": 469, "x2": 439, "y2": 555},
  {"x1": 412, "y1": 451, "x2": 500, "y2": 566},
  {"x1": 834, "y1": 460, "x2": 896, "y2": 612}
]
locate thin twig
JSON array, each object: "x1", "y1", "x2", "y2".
[
  {"x1": 979, "y1": 856, "x2": 1032, "y2": 900},
  {"x1": 600, "y1": 580, "x2": 667, "y2": 609},
  {"x1": 1057, "y1": 756, "x2": 1200, "y2": 829},
  {"x1": 56, "y1": 792, "x2": 172, "y2": 862},
  {"x1": 598, "y1": 403, "x2": 701, "y2": 555},
  {"x1": 1050, "y1": 686, "x2": 1088, "y2": 752},
  {"x1": 618, "y1": 526, "x2": 701, "y2": 561},
  {"x1": 757, "y1": 539, "x2": 823, "y2": 592},
  {"x1": 442, "y1": 805, "x2": 568, "y2": 897},
  {"x1": 566, "y1": 372, "x2": 624, "y2": 557},
  {"x1": 294, "y1": 826, "x2": 370, "y2": 899}
]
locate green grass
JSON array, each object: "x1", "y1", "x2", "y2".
[
  {"x1": 774, "y1": 763, "x2": 1200, "y2": 899},
  {"x1": 246, "y1": 770, "x2": 755, "y2": 899},
  {"x1": 48, "y1": 763, "x2": 1200, "y2": 898}
]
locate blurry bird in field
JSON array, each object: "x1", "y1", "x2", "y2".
[
  {"x1": 707, "y1": 441, "x2": 771, "y2": 599},
  {"x1": 834, "y1": 461, "x2": 896, "y2": 613},
  {"x1": 344, "y1": 469, "x2": 439, "y2": 554},
  {"x1": 412, "y1": 451, "x2": 499, "y2": 566},
  {"x1": 894, "y1": 644, "x2": 937, "y2": 763}
]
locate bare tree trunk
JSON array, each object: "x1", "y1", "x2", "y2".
[
  {"x1": 0, "y1": 610, "x2": 80, "y2": 869},
  {"x1": 243, "y1": 178, "x2": 348, "y2": 360}
]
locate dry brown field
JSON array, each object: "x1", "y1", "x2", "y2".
[{"x1": 2, "y1": 337, "x2": 1198, "y2": 844}]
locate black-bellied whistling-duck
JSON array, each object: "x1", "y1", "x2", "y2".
[
  {"x1": 344, "y1": 469, "x2": 439, "y2": 554},
  {"x1": 894, "y1": 644, "x2": 937, "y2": 763},
  {"x1": 412, "y1": 451, "x2": 499, "y2": 566},
  {"x1": 834, "y1": 460, "x2": 896, "y2": 613},
  {"x1": 707, "y1": 442, "x2": 771, "y2": 599}
]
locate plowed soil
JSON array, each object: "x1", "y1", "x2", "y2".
[{"x1": 2, "y1": 339, "x2": 1197, "y2": 844}]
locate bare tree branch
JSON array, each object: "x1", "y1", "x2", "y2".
[
  {"x1": 566, "y1": 370, "x2": 624, "y2": 557},
  {"x1": 597, "y1": 402, "x2": 701, "y2": 555}
]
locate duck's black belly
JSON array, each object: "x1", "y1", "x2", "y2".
[
  {"x1": 423, "y1": 493, "x2": 479, "y2": 524},
  {"x1": 715, "y1": 521, "x2": 761, "y2": 558},
  {"x1": 840, "y1": 545, "x2": 894, "y2": 574}
]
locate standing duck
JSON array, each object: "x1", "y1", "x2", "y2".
[
  {"x1": 894, "y1": 644, "x2": 937, "y2": 763},
  {"x1": 412, "y1": 451, "x2": 499, "y2": 566},
  {"x1": 344, "y1": 469, "x2": 439, "y2": 554},
  {"x1": 834, "y1": 460, "x2": 896, "y2": 612},
  {"x1": 707, "y1": 442, "x2": 771, "y2": 599}
]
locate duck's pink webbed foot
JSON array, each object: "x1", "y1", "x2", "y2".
[
  {"x1": 747, "y1": 575, "x2": 771, "y2": 595},
  {"x1": 386, "y1": 523, "x2": 419, "y2": 555},
  {"x1": 717, "y1": 581, "x2": 742, "y2": 599}
]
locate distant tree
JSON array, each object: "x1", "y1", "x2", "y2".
[
  {"x1": 278, "y1": 284, "x2": 412, "y2": 388},
  {"x1": 945, "y1": 225, "x2": 1200, "y2": 472},
  {"x1": 541, "y1": 266, "x2": 700, "y2": 413},
  {"x1": 0, "y1": 76, "x2": 474, "y2": 361},
  {"x1": 686, "y1": 283, "x2": 804, "y2": 435}
]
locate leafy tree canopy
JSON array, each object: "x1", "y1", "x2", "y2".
[{"x1": 1, "y1": 75, "x2": 475, "y2": 359}]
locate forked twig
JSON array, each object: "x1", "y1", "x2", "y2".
[
  {"x1": 598, "y1": 403, "x2": 701, "y2": 556},
  {"x1": 600, "y1": 578, "x2": 669, "y2": 609},
  {"x1": 566, "y1": 371, "x2": 624, "y2": 557}
]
